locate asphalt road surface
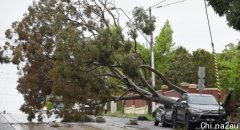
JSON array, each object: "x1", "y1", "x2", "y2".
[
  {"x1": 83, "y1": 116, "x2": 174, "y2": 130},
  {"x1": 0, "y1": 114, "x2": 14, "y2": 130},
  {"x1": 0, "y1": 113, "x2": 174, "y2": 130}
]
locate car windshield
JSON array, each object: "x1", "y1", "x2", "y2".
[{"x1": 189, "y1": 95, "x2": 218, "y2": 105}]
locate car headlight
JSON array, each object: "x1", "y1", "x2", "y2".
[
  {"x1": 189, "y1": 108, "x2": 203, "y2": 113},
  {"x1": 220, "y1": 109, "x2": 226, "y2": 114}
]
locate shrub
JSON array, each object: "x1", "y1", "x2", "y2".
[{"x1": 237, "y1": 107, "x2": 240, "y2": 118}]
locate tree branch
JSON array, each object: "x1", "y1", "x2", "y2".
[
  {"x1": 141, "y1": 65, "x2": 186, "y2": 94},
  {"x1": 111, "y1": 95, "x2": 144, "y2": 101},
  {"x1": 114, "y1": 88, "x2": 134, "y2": 102},
  {"x1": 110, "y1": 67, "x2": 152, "y2": 96},
  {"x1": 139, "y1": 70, "x2": 161, "y2": 97},
  {"x1": 112, "y1": 94, "x2": 176, "y2": 106}
]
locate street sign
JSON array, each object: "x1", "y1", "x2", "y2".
[
  {"x1": 198, "y1": 79, "x2": 205, "y2": 90},
  {"x1": 198, "y1": 67, "x2": 205, "y2": 79}
]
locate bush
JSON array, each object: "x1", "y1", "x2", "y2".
[
  {"x1": 46, "y1": 101, "x2": 54, "y2": 110},
  {"x1": 237, "y1": 107, "x2": 240, "y2": 118}
]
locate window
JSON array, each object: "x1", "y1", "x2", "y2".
[{"x1": 189, "y1": 95, "x2": 218, "y2": 105}]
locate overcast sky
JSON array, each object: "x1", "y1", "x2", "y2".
[{"x1": 0, "y1": 0, "x2": 239, "y2": 113}]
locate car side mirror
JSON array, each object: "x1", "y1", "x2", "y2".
[
  {"x1": 220, "y1": 102, "x2": 223, "y2": 106},
  {"x1": 159, "y1": 106, "x2": 164, "y2": 110},
  {"x1": 180, "y1": 100, "x2": 187, "y2": 105}
]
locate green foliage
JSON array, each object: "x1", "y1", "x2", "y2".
[
  {"x1": 3, "y1": 0, "x2": 161, "y2": 122},
  {"x1": 107, "y1": 102, "x2": 111, "y2": 112},
  {"x1": 155, "y1": 20, "x2": 174, "y2": 74},
  {"x1": 162, "y1": 47, "x2": 217, "y2": 88},
  {"x1": 27, "y1": 111, "x2": 35, "y2": 122},
  {"x1": 165, "y1": 46, "x2": 194, "y2": 84},
  {"x1": 46, "y1": 101, "x2": 54, "y2": 110},
  {"x1": 192, "y1": 49, "x2": 216, "y2": 87},
  {"x1": 155, "y1": 20, "x2": 174, "y2": 56},
  {"x1": 2, "y1": 0, "x2": 115, "y2": 121},
  {"x1": 218, "y1": 43, "x2": 240, "y2": 99},
  {"x1": 237, "y1": 107, "x2": 240, "y2": 118},
  {"x1": 207, "y1": 0, "x2": 240, "y2": 31},
  {"x1": 122, "y1": 54, "x2": 141, "y2": 78},
  {"x1": 3, "y1": 0, "x2": 239, "y2": 122},
  {"x1": 116, "y1": 101, "x2": 123, "y2": 113},
  {"x1": 0, "y1": 47, "x2": 10, "y2": 64},
  {"x1": 132, "y1": 7, "x2": 156, "y2": 35},
  {"x1": 127, "y1": 6, "x2": 156, "y2": 40}
]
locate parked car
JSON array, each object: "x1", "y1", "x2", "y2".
[
  {"x1": 172, "y1": 93, "x2": 226, "y2": 130},
  {"x1": 152, "y1": 97, "x2": 178, "y2": 127}
]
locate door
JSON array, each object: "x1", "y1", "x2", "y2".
[{"x1": 177, "y1": 94, "x2": 188, "y2": 123}]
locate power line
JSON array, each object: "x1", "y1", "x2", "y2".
[
  {"x1": 203, "y1": 0, "x2": 221, "y2": 116},
  {"x1": 156, "y1": 0, "x2": 188, "y2": 8},
  {"x1": 119, "y1": 0, "x2": 189, "y2": 32},
  {"x1": 150, "y1": 0, "x2": 167, "y2": 8}
]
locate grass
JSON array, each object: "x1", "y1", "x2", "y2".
[
  {"x1": 229, "y1": 128, "x2": 240, "y2": 130},
  {"x1": 103, "y1": 112, "x2": 154, "y2": 121}
]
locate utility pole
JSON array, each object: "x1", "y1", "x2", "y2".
[
  {"x1": 149, "y1": 7, "x2": 155, "y2": 88},
  {"x1": 148, "y1": 7, "x2": 155, "y2": 114}
]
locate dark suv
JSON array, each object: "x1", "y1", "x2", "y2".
[{"x1": 172, "y1": 93, "x2": 226, "y2": 130}]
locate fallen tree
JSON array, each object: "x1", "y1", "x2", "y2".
[{"x1": 1, "y1": 0, "x2": 186, "y2": 120}]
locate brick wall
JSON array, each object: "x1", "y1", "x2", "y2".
[{"x1": 124, "y1": 83, "x2": 225, "y2": 110}]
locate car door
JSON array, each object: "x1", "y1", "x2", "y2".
[
  {"x1": 177, "y1": 94, "x2": 188, "y2": 123},
  {"x1": 155, "y1": 105, "x2": 164, "y2": 121}
]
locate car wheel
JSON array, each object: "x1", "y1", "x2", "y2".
[
  {"x1": 172, "y1": 113, "x2": 178, "y2": 129},
  {"x1": 160, "y1": 115, "x2": 167, "y2": 127},
  {"x1": 185, "y1": 115, "x2": 194, "y2": 130},
  {"x1": 154, "y1": 119, "x2": 159, "y2": 126}
]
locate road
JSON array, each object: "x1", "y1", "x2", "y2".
[
  {"x1": 83, "y1": 116, "x2": 173, "y2": 130},
  {"x1": 0, "y1": 114, "x2": 14, "y2": 130},
  {"x1": 0, "y1": 113, "x2": 174, "y2": 130}
]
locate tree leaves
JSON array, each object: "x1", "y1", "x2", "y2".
[
  {"x1": 122, "y1": 54, "x2": 141, "y2": 78},
  {"x1": 131, "y1": 7, "x2": 156, "y2": 36},
  {"x1": 207, "y1": 0, "x2": 240, "y2": 31},
  {"x1": 218, "y1": 43, "x2": 240, "y2": 99}
]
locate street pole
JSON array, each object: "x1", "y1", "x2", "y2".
[
  {"x1": 149, "y1": 7, "x2": 155, "y2": 88},
  {"x1": 149, "y1": 7, "x2": 155, "y2": 114}
]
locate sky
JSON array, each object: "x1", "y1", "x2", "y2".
[
  {"x1": 0, "y1": 0, "x2": 239, "y2": 114},
  {"x1": 0, "y1": 0, "x2": 33, "y2": 114}
]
